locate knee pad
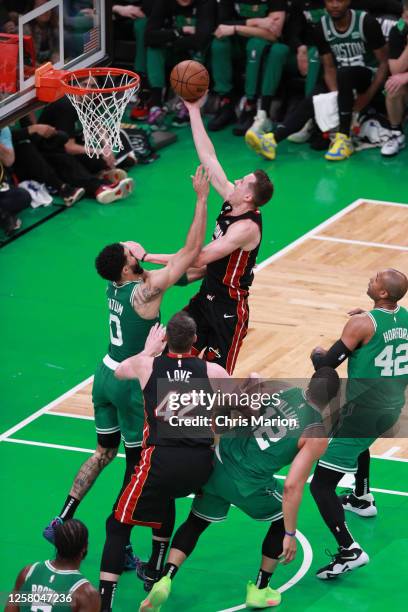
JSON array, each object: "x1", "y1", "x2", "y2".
[{"x1": 97, "y1": 431, "x2": 121, "y2": 449}]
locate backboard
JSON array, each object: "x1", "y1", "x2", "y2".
[{"x1": 0, "y1": 0, "x2": 111, "y2": 127}]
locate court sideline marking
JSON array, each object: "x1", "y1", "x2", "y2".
[{"x1": 1, "y1": 198, "x2": 407, "y2": 466}]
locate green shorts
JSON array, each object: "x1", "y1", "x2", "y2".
[
  {"x1": 192, "y1": 451, "x2": 283, "y2": 523},
  {"x1": 92, "y1": 359, "x2": 144, "y2": 448},
  {"x1": 318, "y1": 437, "x2": 376, "y2": 473}
]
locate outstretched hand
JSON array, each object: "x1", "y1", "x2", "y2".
[
  {"x1": 192, "y1": 164, "x2": 210, "y2": 198},
  {"x1": 121, "y1": 241, "x2": 146, "y2": 260},
  {"x1": 144, "y1": 323, "x2": 166, "y2": 356}
]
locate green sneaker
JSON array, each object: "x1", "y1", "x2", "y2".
[
  {"x1": 139, "y1": 576, "x2": 171, "y2": 612},
  {"x1": 246, "y1": 581, "x2": 281, "y2": 608}
]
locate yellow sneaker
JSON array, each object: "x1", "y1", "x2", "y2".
[
  {"x1": 259, "y1": 133, "x2": 277, "y2": 160},
  {"x1": 246, "y1": 580, "x2": 281, "y2": 608},
  {"x1": 325, "y1": 132, "x2": 354, "y2": 161},
  {"x1": 245, "y1": 110, "x2": 272, "y2": 154}
]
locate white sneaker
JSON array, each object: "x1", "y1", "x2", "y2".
[
  {"x1": 288, "y1": 119, "x2": 314, "y2": 143},
  {"x1": 339, "y1": 490, "x2": 377, "y2": 517},
  {"x1": 20, "y1": 180, "x2": 53, "y2": 207},
  {"x1": 96, "y1": 178, "x2": 134, "y2": 204},
  {"x1": 381, "y1": 131, "x2": 405, "y2": 157},
  {"x1": 316, "y1": 542, "x2": 369, "y2": 580}
]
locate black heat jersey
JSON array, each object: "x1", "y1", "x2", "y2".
[
  {"x1": 142, "y1": 353, "x2": 214, "y2": 448},
  {"x1": 199, "y1": 202, "x2": 262, "y2": 301}
]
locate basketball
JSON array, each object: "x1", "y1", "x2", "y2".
[{"x1": 170, "y1": 60, "x2": 209, "y2": 102}]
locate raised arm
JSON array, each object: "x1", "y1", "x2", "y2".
[
  {"x1": 184, "y1": 99, "x2": 234, "y2": 200},
  {"x1": 115, "y1": 323, "x2": 166, "y2": 389}
]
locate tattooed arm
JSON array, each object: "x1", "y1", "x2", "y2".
[
  {"x1": 69, "y1": 445, "x2": 118, "y2": 501},
  {"x1": 129, "y1": 165, "x2": 208, "y2": 318}
]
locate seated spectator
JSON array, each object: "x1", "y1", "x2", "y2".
[
  {"x1": 209, "y1": 0, "x2": 287, "y2": 134},
  {"x1": 0, "y1": 126, "x2": 31, "y2": 235},
  {"x1": 12, "y1": 123, "x2": 86, "y2": 207},
  {"x1": 112, "y1": 1, "x2": 151, "y2": 76},
  {"x1": 381, "y1": 0, "x2": 408, "y2": 157},
  {"x1": 36, "y1": 97, "x2": 134, "y2": 204},
  {"x1": 28, "y1": 0, "x2": 60, "y2": 65},
  {"x1": 246, "y1": 0, "x2": 389, "y2": 162},
  {"x1": 145, "y1": 0, "x2": 214, "y2": 128}
]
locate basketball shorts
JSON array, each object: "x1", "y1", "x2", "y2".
[
  {"x1": 114, "y1": 445, "x2": 214, "y2": 527},
  {"x1": 319, "y1": 402, "x2": 402, "y2": 473},
  {"x1": 92, "y1": 359, "x2": 144, "y2": 448},
  {"x1": 184, "y1": 292, "x2": 249, "y2": 374},
  {"x1": 192, "y1": 451, "x2": 283, "y2": 523}
]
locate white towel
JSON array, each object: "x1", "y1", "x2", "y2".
[{"x1": 313, "y1": 91, "x2": 339, "y2": 133}]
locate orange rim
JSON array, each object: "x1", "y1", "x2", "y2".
[{"x1": 60, "y1": 67, "x2": 140, "y2": 95}]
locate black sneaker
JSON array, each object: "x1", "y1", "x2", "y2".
[
  {"x1": 232, "y1": 106, "x2": 256, "y2": 136},
  {"x1": 60, "y1": 184, "x2": 85, "y2": 207},
  {"x1": 208, "y1": 98, "x2": 236, "y2": 131},
  {"x1": 316, "y1": 543, "x2": 369, "y2": 580},
  {"x1": 339, "y1": 490, "x2": 377, "y2": 517},
  {"x1": 136, "y1": 560, "x2": 161, "y2": 592},
  {"x1": 0, "y1": 211, "x2": 22, "y2": 236}
]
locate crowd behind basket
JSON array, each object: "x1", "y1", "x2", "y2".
[{"x1": 0, "y1": 0, "x2": 407, "y2": 236}]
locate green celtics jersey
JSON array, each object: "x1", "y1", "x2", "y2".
[
  {"x1": 107, "y1": 281, "x2": 159, "y2": 362},
  {"x1": 20, "y1": 560, "x2": 88, "y2": 610},
  {"x1": 220, "y1": 387, "x2": 322, "y2": 496},
  {"x1": 321, "y1": 10, "x2": 375, "y2": 68},
  {"x1": 347, "y1": 306, "x2": 408, "y2": 411}
]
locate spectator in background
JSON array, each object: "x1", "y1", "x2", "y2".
[
  {"x1": 28, "y1": 0, "x2": 60, "y2": 64},
  {"x1": 112, "y1": 2, "x2": 151, "y2": 80},
  {"x1": 381, "y1": 0, "x2": 408, "y2": 157},
  {"x1": 12, "y1": 123, "x2": 86, "y2": 207},
  {"x1": 209, "y1": 0, "x2": 287, "y2": 134},
  {"x1": 0, "y1": 127, "x2": 31, "y2": 235},
  {"x1": 145, "y1": 0, "x2": 214, "y2": 129},
  {"x1": 37, "y1": 97, "x2": 134, "y2": 204}
]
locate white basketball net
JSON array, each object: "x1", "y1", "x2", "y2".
[{"x1": 65, "y1": 71, "x2": 139, "y2": 158}]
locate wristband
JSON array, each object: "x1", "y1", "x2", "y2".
[
  {"x1": 285, "y1": 530, "x2": 296, "y2": 537},
  {"x1": 141, "y1": 252, "x2": 148, "y2": 262}
]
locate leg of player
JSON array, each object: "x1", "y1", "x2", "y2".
[
  {"x1": 139, "y1": 512, "x2": 211, "y2": 612},
  {"x1": 310, "y1": 465, "x2": 369, "y2": 580},
  {"x1": 339, "y1": 450, "x2": 377, "y2": 517},
  {"x1": 99, "y1": 513, "x2": 133, "y2": 612},
  {"x1": 246, "y1": 520, "x2": 284, "y2": 608},
  {"x1": 43, "y1": 440, "x2": 119, "y2": 542},
  {"x1": 136, "y1": 499, "x2": 176, "y2": 591}
]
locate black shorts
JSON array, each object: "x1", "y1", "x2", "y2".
[
  {"x1": 114, "y1": 445, "x2": 214, "y2": 527},
  {"x1": 184, "y1": 292, "x2": 249, "y2": 374}
]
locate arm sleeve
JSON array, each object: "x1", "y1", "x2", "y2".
[
  {"x1": 311, "y1": 340, "x2": 352, "y2": 370},
  {"x1": 388, "y1": 24, "x2": 407, "y2": 59},
  {"x1": 313, "y1": 21, "x2": 331, "y2": 56},
  {"x1": 362, "y1": 13, "x2": 386, "y2": 50}
]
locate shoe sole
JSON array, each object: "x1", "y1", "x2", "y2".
[
  {"x1": 342, "y1": 503, "x2": 378, "y2": 517},
  {"x1": 316, "y1": 552, "x2": 370, "y2": 580},
  {"x1": 246, "y1": 598, "x2": 281, "y2": 608},
  {"x1": 245, "y1": 130, "x2": 262, "y2": 154},
  {"x1": 97, "y1": 179, "x2": 134, "y2": 205},
  {"x1": 102, "y1": 169, "x2": 127, "y2": 183},
  {"x1": 63, "y1": 187, "x2": 85, "y2": 207},
  {"x1": 381, "y1": 143, "x2": 406, "y2": 157}
]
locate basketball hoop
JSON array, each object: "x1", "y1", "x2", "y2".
[{"x1": 35, "y1": 64, "x2": 140, "y2": 158}]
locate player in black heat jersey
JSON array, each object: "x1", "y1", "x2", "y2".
[
  {"x1": 128, "y1": 99, "x2": 274, "y2": 374},
  {"x1": 98, "y1": 312, "x2": 230, "y2": 611}
]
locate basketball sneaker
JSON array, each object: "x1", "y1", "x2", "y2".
[
  {"x1": 100, "y1": 168, "x2": 128, "y2": 183},
  {"x1": 60, "y1": 185, "x2": 85, "y2": 207},
  {"x1": 124, "y1": 544, "x2": 139, "y2": 572},
  {"x1": 139, "y1": 576, "x2": 171, "y2": 612},
  {"x1": 172, "y1": 101, "x2": 189, "y2": 127},
  {"x1": 43, "y1": 516, "x2": 63, "y2": 543},
  {"x1": 147, "y1": 106, "x2": 167, "y2": 131},
  {"x1": 287, "y1": 119, "x2": 314, "y2": 143},
  {"x1": 136, "y1": 560, "x2": 161, "y2": 592},
  {"x1": 246, "y1": 581, "x2": 281, "y2": 608},
  {"x1": 233, "y1": 103, "x2": 256, "y2": 136},
  {"x1": 96, "y1": 178, "x2": 134, "y2": 204},
  {"x1": 245, "y1": 110, "x2": 272, "y2": 154},
  {"x1": 380, "y1": 131, "x2": 405, "y2": 157},
  {"x1": 316, "y1": 542, "x2": 369, "y2": 580},
  {"x1": 325, "y1": 132, "x2": 354, "y2": 161},
  {"x1": 339, "y1": 490, "x2": 377, "y2": 517},
  {"x1": 208, "y1": 97, "x2": 236, "y2": 131},
  {"x1": 259, "y1": 132, "x2": 277, "y2": 160}
]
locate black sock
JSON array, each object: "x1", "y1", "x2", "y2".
[
  {"x1": 339, "y1": 111, "x2": 352, "y2": 136},
  {"x1": 328, "y1": 521, "x2": 354, "y2": 548},
  {"x1": 391, "y1": 123, "x2": 402, "y2": 132},
  {"x1": 58, "y1": 495, "x2": 80, "y2": 521},
  {"x1": 354, "y1": 449, "x2": 370, "y2": 496},
  {"x1": 147, "y1": 540, "x2": 170, "y2": 573},
  {"x1": 256, "y1": 569, "x2": 272, "y2": 589},
  {"x1": 163, "y1": 562, "x2": 179, "y2": 580},
  {"x1": 261, "y1": 96, "x2": 272, "y2": 113},
  {"x1": 99, "y1": 580, "x2": 117, "y2": 612}
]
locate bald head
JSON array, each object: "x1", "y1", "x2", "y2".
[{"x1": 368, "y1": 269, "x2": 408, "y2": 304}]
